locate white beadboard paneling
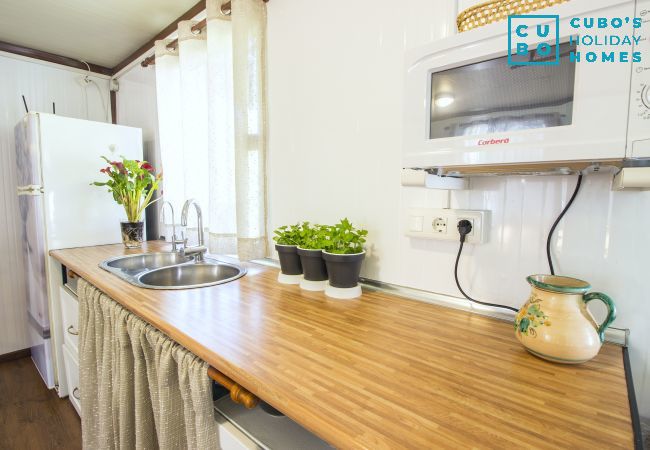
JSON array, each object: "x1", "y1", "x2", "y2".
[
  {"x1": 0, "y1": 53, "x2": 109, "y2": 355},
  {"x1": 266, "y1": 0, "x2": 650, "y2": 418},
  {"x1": 116, "y1": 66, "x2": 160, "y2": 165}
]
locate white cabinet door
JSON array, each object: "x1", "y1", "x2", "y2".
[
  {"x1": 214, "y1": 412, "x2": 260, "y2": 450},
  {"x1": 59, "y1": 287, "x2": 79, "y2": 354},
  {"x1": 62, "y1": 343, "x2": 80, "y2": 417}
]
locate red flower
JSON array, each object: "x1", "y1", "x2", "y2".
[
  {"x1": 110, "y1": 161, "x2": 126, "y2": 174},
  {"x1": 141, "y1": 162, "x2": 154, "y2": 173}
]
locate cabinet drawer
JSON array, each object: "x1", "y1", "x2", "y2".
[
  {"x1": 62, "y1": 343, "x2": 80, "y2": 417},
  {"x1": 59, "y1": 286, "x2": 79, "y2": 354}
]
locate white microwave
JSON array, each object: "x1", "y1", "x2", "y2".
[{"x1": 403, "y1": 0, "x2": 650, "y2": 175}]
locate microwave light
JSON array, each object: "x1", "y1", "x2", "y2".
[{"x1": 435, "y1": 94, "x2": 455, "y2": 108}]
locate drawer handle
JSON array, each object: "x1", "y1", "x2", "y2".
[
  {"x1": 67, "y1": 325, "x2": 79, "y2": 336},
  {"x1": 72, "y1": 387, "x2": 80, "y2": 400}
]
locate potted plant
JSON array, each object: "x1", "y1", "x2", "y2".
[
  {"x1": 296, "y1": 223, "x2": 331, "y2": 291},
  {"x1": 93, "y1": 156, "x2": 162, "y2": 248},
  {"x1": 273, "y1": 223, "x2": 304, "y2": 284},
  {"x1": 322, "y1": 218, "x2": 367, "y2": 299}
]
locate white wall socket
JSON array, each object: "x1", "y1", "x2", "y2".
[{"x1": 406, "y1": 208, "x2": 490, "y2": 244}]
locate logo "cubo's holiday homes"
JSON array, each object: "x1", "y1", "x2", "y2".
[{"x1": 508, "y1": 14, "x2": 643, "y2": 66}]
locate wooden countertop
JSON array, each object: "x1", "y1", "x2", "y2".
[{"x1": 51, "y1": 242, "x2": 635, "y2": 449}]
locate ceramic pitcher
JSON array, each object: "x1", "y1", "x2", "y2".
[{"x1": 515, "y1": 275, "x2": 616, "y2": 364}]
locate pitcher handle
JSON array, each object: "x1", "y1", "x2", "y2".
[{"x1": 583, "y1": 292, "x2": 617, "y2": 343}]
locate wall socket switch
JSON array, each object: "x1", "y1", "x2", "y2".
[{"x1": 406, "y1": 208, "x2": 489, "y2": 244}]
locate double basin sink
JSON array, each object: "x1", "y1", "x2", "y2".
[{"x1": 100, "y1": 252, "x2": 246, "y2": 289}]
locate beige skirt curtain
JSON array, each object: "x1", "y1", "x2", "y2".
[{"x1": 78, "y1": 280, "x2": 218, "y2": 449}]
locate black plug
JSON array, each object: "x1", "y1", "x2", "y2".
[{"x1": 457, "y1": 219, "x2": 472, "y2": 243}]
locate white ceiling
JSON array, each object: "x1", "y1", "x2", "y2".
[{"x1": 0, "y1": 0, "x2": 199, "y2": 68}]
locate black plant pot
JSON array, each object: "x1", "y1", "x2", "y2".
[
  {"x1": 275, "y1": 244, "x2": 302, "y2": 275},
  {"x1": 120, "y1": 221, "x2": 144, "y2": 249},
  {"x1": 296, "y1": 247, "x2": 328, "y2": 281},
  {"x1": 322, "y1": 251, "x2": 365, "y2": 288}
]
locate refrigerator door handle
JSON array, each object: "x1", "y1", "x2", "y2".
[{"x1": 17, "y1": 185, "x2": 44, "y2": 196}]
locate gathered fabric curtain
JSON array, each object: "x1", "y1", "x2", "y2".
[
  {"x1": 155, "y1": 0, "x2": 268, "y2": 260},
  {"x1": 78, "y1": 280, "x2": 218, "y2": 449}
]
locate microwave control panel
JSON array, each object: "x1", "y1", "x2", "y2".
[{"x1": 629, "y1": 0, "x2": 650, "y2": 158}]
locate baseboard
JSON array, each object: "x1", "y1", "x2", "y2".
[{"x1": 0, "y1": 348, "x2": 31, "y2": 363}]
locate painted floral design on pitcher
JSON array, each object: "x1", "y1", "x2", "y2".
[
  {"x1": 515, "y1": 275, "x2": 616, "y2": 364},
  {"x1": 515, "y1": 293, "x2": 550, "y2": 337}
]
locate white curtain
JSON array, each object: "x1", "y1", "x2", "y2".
[
  {"x1": 178, "y1": 20, "x2": 210, "y2": 219},
  {"x1": 154, "y1": 41, "x2": 183, "y2": 218},
  {"x1": 207, "y1": 0, "x2": 237, "y2": 254},
  {"x1": 232, "y1": 0, "x2": 268, "y2": 261},
  {"x1": 155, "y1": 0, "x2": 268, "y2": 260}
]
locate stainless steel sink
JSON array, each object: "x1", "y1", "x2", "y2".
[
  {"x1": 104, "y1": 252, "x2": 193, "y2": 274},
  {"x1": 100, "y1": 252, "x2": 246, "y2": 289},
  {"x1": 137, "y1": 262, "x2": 245, "y2": 289}
]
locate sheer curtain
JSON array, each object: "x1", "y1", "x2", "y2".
[
  {"x1": 206, "y1": 0, "x2": 237, "y2": 254},
  {"x1": 154, "y1": 41, "x2": 183, "y2": 216},
  {"x1": 178, "y1": 20, "x2": 210, "y2": 218},
  {"x1": 155, "y1": 0, "x2": 268, "y2": 260},
  {"x1": 232, "y1": 0, "x2": 268, "y2": 261}
]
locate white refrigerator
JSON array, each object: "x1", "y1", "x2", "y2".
[{"x1": 15, "y1": 112, "x2": 143, "y2": 393}]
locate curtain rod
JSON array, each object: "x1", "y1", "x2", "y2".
[{"x1": 141, "y1": 0, "x2": 269, "y2": 68}]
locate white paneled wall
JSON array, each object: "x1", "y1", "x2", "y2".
[
  {"x1": 266, "y1": 0, "x2": 650, "y2": 418},
  {"x1": 115, "y1": 65, "x2": 162, "y2": 239},
  {"x1": 0, "y1": 53, "x2": 110, "y2": 355}
]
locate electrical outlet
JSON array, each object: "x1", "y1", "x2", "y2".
[
  {"x1": 406, "y1": 208, "x2": 489, "y2": 244},
  {"x1": 432, "y1": 217, "x2": 447, "y2": 234},
  {"x1": 457, "y1": 217, "x2": 474, "y2": 236}
]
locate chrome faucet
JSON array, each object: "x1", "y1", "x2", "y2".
[
  {"x1": 180, "y1": 199, "x2": 207, "y2": 262},
  {"x1": 159, "y1": 200, "x2": 183, "y2": 252}
]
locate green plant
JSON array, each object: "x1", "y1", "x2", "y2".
[
  {"x1": 273, "y1": 223, "x2": 303, "y2": 245},
  {"x1": 327, "y1": 218, "x2": 367, "y2": 254},
  {"x1": 298, "y1": 222, "x2": 332, "y2": 250},
  {"x1": 92, "y1": 156, "x2": 162, "y2": 223}
]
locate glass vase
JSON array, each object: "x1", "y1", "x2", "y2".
[{"x1": 120, "y1": 221, "x2": 144, "y2": 249}]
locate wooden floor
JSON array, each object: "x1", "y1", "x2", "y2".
[{"x1": 0, "y1": 357, "x2": 81, "y2": 450}]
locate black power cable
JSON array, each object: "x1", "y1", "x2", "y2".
[
  {"x1": 454, "y1": 174, "x2": 584, "y2": 313},
  {"x1": 454, "y1": 220, "x2": 519, "y2": 313},
  {"x1": 546, "y1": 174, "x2": 583, "y2": 275}
]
